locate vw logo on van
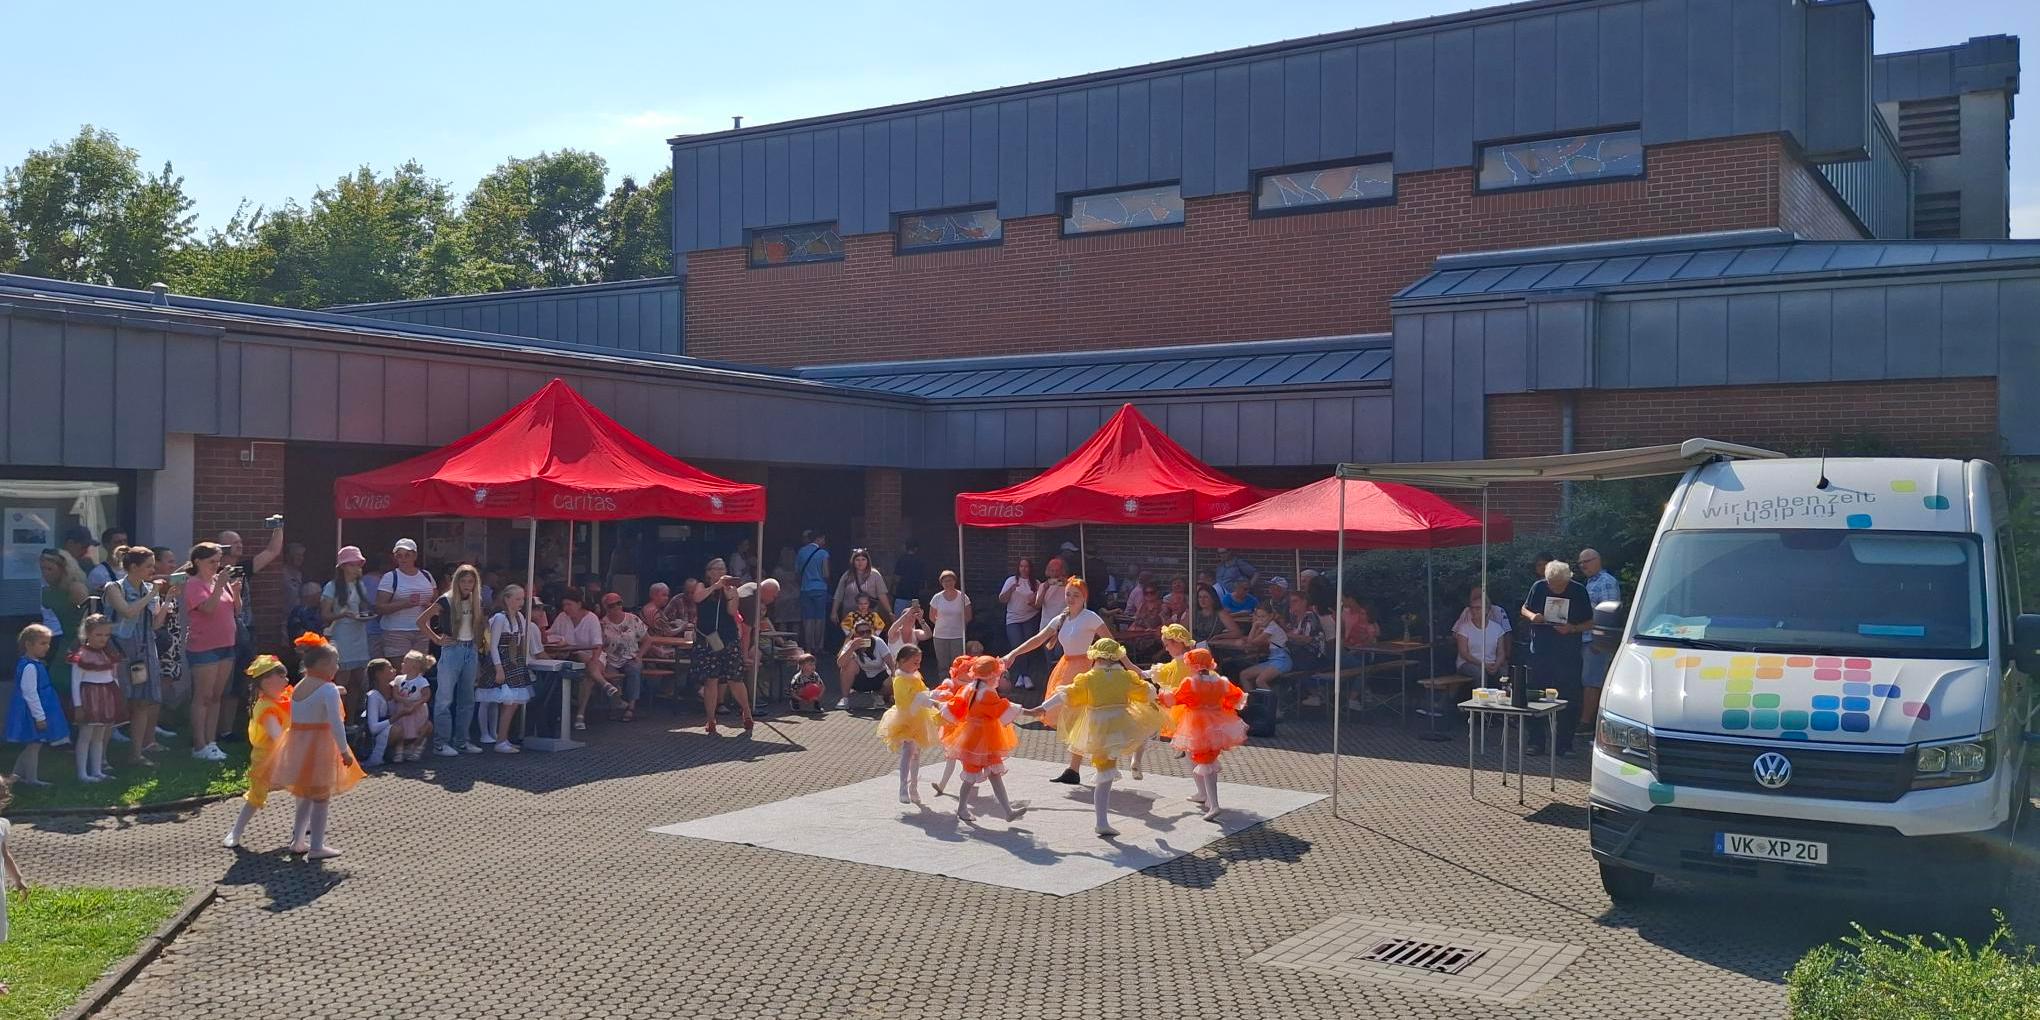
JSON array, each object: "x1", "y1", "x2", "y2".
[{"x1": 1751, "y1": 752, "x2": 1793, "y2": 790}]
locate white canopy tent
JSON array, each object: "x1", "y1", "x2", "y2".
[{"x1": 1324, "y1": 439, "x2": 1786, "y2": 815}]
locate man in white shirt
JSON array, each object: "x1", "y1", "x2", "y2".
[
  {"x1": 833, "y1": 619, "x2": 894, "y2": 709},
  {"x1": 1452, "y1": 585, "x2": 1511, "y2": 683},
  {"x1": 376, "y1": 538, "x2": 436, "y2": 659}
]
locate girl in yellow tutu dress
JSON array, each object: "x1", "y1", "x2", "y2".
[
  {"x1": 1027, "y1": 638, "x2": 1163, "y2": 836},
  {"x1": 874, "y1": 646, "x2": 940, "y2": 804},
  {"x1": 941, "y1": 656, "x2": 1024, "y2": 822},
  {"x1": 928, "y1": 655, "x2": 974, "y2": 798},
  {"x1": 1161, "y1": 649, "x2": 1249, "y2": 821},
  {"x1": 251, "y1": 635, "x2": 365, "y2": 860},
  {"x1": 223, "y1": 656, "x2": 292, "y2": 849},
  {"x1": 1002, "y1": 577, "x2": 1115, "y2": 785}
]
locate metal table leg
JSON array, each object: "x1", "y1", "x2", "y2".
[
  {"x1": 1467, "y1": 710, "x2": 1476, "y2": 798},
  {"x1": 1516, "y1": 712, "x2": 1526, "y2": 806},
  {"x1": 1549, "y1": 711, "x2": 1558, "y2": 792}
]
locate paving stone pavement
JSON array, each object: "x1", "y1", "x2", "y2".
[{"x1": 15, "y1": 705, "x2": 2038, "y2": 1020}]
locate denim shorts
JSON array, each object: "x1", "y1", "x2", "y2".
[
  {"x1": 1581, "y1": 647, "x2": 1612, "y2": 689},
  {"x1": 801, "y1": 591, "x2": 829, "y2": 619},
  {"x1": 187, "y1": 646, "x2": 235, "y2": 666}
]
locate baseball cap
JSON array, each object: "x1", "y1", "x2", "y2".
[
  {"x1": 393, "y1": 538, "x2": 418, "y2": 553},
  {"x1": 63, "y1": 525, "x2": 96, "y2": 546}
]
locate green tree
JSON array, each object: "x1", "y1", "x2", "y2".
[
  {"x1": 0, "y1": 126, "x2": 195, "y2": 287},
  {"x1": 461, "y1": 150, "x2": 609, "y2": 289},
  {"x1": 598, "y1": 168, "x2": 672, "y2": 281}
]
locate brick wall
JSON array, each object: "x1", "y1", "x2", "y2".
[
  {"x1": 192, "y1": 436, "x2": 290, "y2": 654},
  {"x1": 687, "y1": 135, "x2": 1801, "y2": 368},
  {"x1": 1778, "y1": 150, "x2": 1870, "y2": 241},
  {"x1": 1487, "y1": 378, "x2": 2001, "y2": 531}
]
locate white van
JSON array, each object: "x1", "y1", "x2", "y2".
[{"x1": 1589, "y1": 457, "x2": 2036, "y2": 903}]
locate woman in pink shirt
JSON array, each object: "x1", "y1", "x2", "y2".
[{"x1": 180, "y1": 542, "x2": 240, "y2": 762}]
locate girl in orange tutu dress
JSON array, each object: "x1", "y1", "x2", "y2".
[
  {"x1": 1159, "y1": 649, "x2": 1248, "y2": 821},
  {"x1": 940, "y1": 656, "x2": 1023, "y2": 822},
  {"x1": 928, "y1": 655, "x2": 974, "y2": 798},
  {"x1": 251, "y1": 635, "x2": 364, "y2": 860},
  {"x1": 874, "y1": 646, "x2": 940, "y2": 804},
  {"x1": 223, "y1": 655, "x2": 292, "y2": 848},
  {"x1": 1001, "y1": 577, "x2": 1114, "y2": 785},
  {"x1": 1028, "y1": 638, "x2": 1163, "y2": 836}
]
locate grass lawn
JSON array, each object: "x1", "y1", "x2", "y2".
[
  {"x1": 0, "y1": 886, "x2": 186, "y2": 1020},
  {"x1": 7, "y1": 740, "x2": 247, "y2": 813}
]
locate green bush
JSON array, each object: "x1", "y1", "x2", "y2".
[{"x1": 1786, "y1": 913, "x2": 2040, "y2": 1020}]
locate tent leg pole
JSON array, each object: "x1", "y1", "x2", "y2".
[
  {"x1": 1078, "y1": 523, "x2": 1086, "y2": 579},
  {"x1": 1294, "y1": 549, "x2": 1301, "y2": 588},
  {"x1": 957, "y1": 522, "x2": 966, "y2": 594},
  {"x1": 1186, "y1": 523, "x2": 1194, "y2": 592},
  {"x1": 1333, "y1": 476, "x2": 1346, "y2": 820},
  {"x1": 335, "y1": 519, "x2": 343, "y2": 557},
  {"x1": 750, "y1": 518, "x2": 764, "y2": 714},
  {"x1": 590, "y1": 522, "x2": 601, "y2": 582},
  {"x1": 1481, "y1": 489, "x2": 1490, "y2": 675},
  {"x1": 525, "y1": 518, "x2": 538, "y2": 739}
]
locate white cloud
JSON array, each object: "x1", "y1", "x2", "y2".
[{"x1": 590, "y1": 109, "x2": 719, "y2": 145}]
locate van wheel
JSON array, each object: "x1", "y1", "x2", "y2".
[{"x1": 1599, "y1": 861, "x2": 1656, "y2": 903}]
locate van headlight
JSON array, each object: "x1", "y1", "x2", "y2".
[
  {"x1": 1912, "y1": 731, "x2": 1994, "y2": 789},
  {"x1": 1596, "y1": 713, "x2": 1653, "y2": 767}
]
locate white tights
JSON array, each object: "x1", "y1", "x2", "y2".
[
  {"x1": 75, "y1": 723, "x2": 112, "y2": 781},
  {"x1": 896, "y1": 743, "x2": 923, "y2": 803},
  {"x1": 954, "y1": 770, "x2": 1013, "y2": 821}
]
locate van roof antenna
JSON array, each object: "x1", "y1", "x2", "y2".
[{"x1": 1815, "y1": 450, "x2": 1830, "y2": 490}]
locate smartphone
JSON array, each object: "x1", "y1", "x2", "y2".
[
  {"x1": 168, "y1": 571, "x2": 189, "y2": 585},
  {"x1": 264, "y1": 514, "x2": 285, "y2": 528}
]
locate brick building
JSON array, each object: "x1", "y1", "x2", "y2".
[{"x1": 0, "y1": 0, "x2": 2031, "y2": 656}]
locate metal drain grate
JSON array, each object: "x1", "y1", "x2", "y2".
[{"x1": 1360, "y1": 938, "x2": 1487, "y2": 975}]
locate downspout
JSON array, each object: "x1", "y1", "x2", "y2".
[{"x1": 1559, "y1": 392, "x2": 1577, "y2": 522}]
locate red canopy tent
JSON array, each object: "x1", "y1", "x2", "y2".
[
  {"x1": 333, "y1": 378, "x2": 766, "y2": 750},
  {"x1": 953, "y1": 403, "x2": 1273, "y2": 586},
  {"x1": 1197, "y1": 476, "x2": 1512, "y2": 550},
  {"x1": 334, "y1": 378, "x2": 763, "y2": 522}
]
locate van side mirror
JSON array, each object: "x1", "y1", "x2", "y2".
[
  {"x1": 1593, "y1": 600, "x2": 1628, "y2": 655},
  {"x1": 2014, "y1": 614, "x2": 2040, "y2": 676}
]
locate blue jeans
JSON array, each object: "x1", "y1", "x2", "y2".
[
  {"x1": 1005, "y1": 617, "x2": 1040, "y2": 679},
  {"x1": 434, "y1": 642, "x2": 478, "y2": 750}
]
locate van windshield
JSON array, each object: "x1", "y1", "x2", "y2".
[{"x1": 1630, "y1": 529, "x2": 1986, "y2": 658}]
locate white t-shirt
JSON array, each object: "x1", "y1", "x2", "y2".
[
  {"x1": 1054, "y1": 609, "x2": 1103, "y2": 656},
  {"x1": 548, "y1": 610, "x2": 603, "y2": 650},
  {"x1": 1000, "y1": 576, "x2": 1039, "y2": 625},
  {"x1": 929, "y1": 589, "x2": 970, "y2": 639},
  {"x1": 1454, "y1": 617, "x2": 1511, "y2": 669},
  {"x1": 1039, "y1": 580, "x2": 1070, "y2": 623},
  {"x1": 379, "y1": 568, "x2": 435, "y2": 632},
  {"x1": 1261, "y1": 620, "x2": 1288, "y2": 648},
  {"x1": 848, "y1": 634, "x2": 893, "y2": 677}
]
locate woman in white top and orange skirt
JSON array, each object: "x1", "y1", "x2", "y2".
[{"x1": 1002, "y1": 577, "x2": 1116, "y2": 785}]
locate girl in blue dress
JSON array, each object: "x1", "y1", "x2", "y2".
[{"x1": 8, "y1": 623, "x2": 72, "y2": 787}]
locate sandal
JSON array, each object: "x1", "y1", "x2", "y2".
[
  {"x1": 622, "y1": 707, "x2": 636, "y2": 722},
  {"x1": 573, "y1": 717, "x2": 587, "y2": 731}
]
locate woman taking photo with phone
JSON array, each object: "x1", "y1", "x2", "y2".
[
  {"x1": 179, "y1": 542, "x2": 238, "y2": 761},
  {"x1": 103, "y1": 546, "x2": 170, "y2": 766},
  {"x1": 691, "y1": 557, "x2": 751, "y2": 737}
]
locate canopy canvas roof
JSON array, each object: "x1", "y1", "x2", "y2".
[
  {"x1": 956, "y1": 403, "x2": 1269, "y2": 527},
  {"x1": 334, "y1": 378, "x2": 765, "y2": 522},
  {"x1": 1199, "y1": 476, "x2": 1512, "y2": 551},
  {"x1": 1337, "y1": 439, "x2": 1786, "y2": 489}
]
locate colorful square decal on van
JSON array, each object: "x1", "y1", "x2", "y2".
[
  {"x1": 1780, "y1": 710, "x2": 1809, "y2": 731},
  {"x1": 1846, "y1": 514, "x2": 1873, "y2": 529},
  {"x1": 1811, "y1": 711, "x2": 1840, "y2": 731},
  {"x1": 1902, "y1": 701, "x2": 1931, "y2": 719},
  {"x1": 1922, "y1": 495, "x2": 1950, "y2": 510},
  {"x1": 1721, "y1": 709, "x2": 1750, "y2": 730},
  {"x1": 1841, "y1": 712, "x2": 1872, "y2": 732},
  {"x1": 1891, "y1": 480, "x2": 1918, "y2": 493}
]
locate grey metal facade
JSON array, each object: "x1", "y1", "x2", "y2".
[
  {"x1": 336, "y1": 277, "x2": 685, "y2": 356},
  {"x1": 1390, "y1": 230, "x2": 2040, "y2": 459},
  {"x1": 668, "y1": 0, "x2": 1874, "y2": 253},
  {"x1": 1874, "y1": 35, "x2": 2021, "y2": 104}
]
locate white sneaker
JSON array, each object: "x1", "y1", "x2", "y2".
[
  {"x1": 835, "y1": 698, "x2": 851, "y2": 710},
  {"x1": 462, "y1": 743, "x2": 486, "y2": 754},
  {"x1": 155, "y1": 725, "x2": 178, "y2": 738},
  {"x1": 435, "y1": 745, "x2": 460, "y2": 758},
  {"x1": 493, "y1": 741, "x2": 521, "y2": 754},
  {"x1": 111, "y1": 729, "x2": 132, "y2": 743}
]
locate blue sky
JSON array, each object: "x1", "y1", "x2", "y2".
[{"x1": 9, "y1": 0, "x2": 2035, "y2": 234}]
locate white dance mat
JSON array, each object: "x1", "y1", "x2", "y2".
[{"x1": 650, "y1": 757, "x2": 1323, "y2": 896}]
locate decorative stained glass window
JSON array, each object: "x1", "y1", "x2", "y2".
[
  {"x1": 1476, "y1": 129, "x2": 1645, "y2": 192},
  {"x1": 1062, "y1": 184, "x2": 1184, "y2": 236},
  {"x1": 748, "y1": 223, "x2": 843, "y2": 267},
  {"x1": 896, "y1": 207, "x2": 1003, "y2": 252},
  {"x1": 1254, "y1": 160, "x2": 1395, "y2": 213}
]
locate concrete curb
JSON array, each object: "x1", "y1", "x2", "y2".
[
  {"x1": 14, "y1": 792, "x2": 239, "y2": 819},
  {"x1": 55, "y1": 884, "x2": 217, "y2": 1020}
]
